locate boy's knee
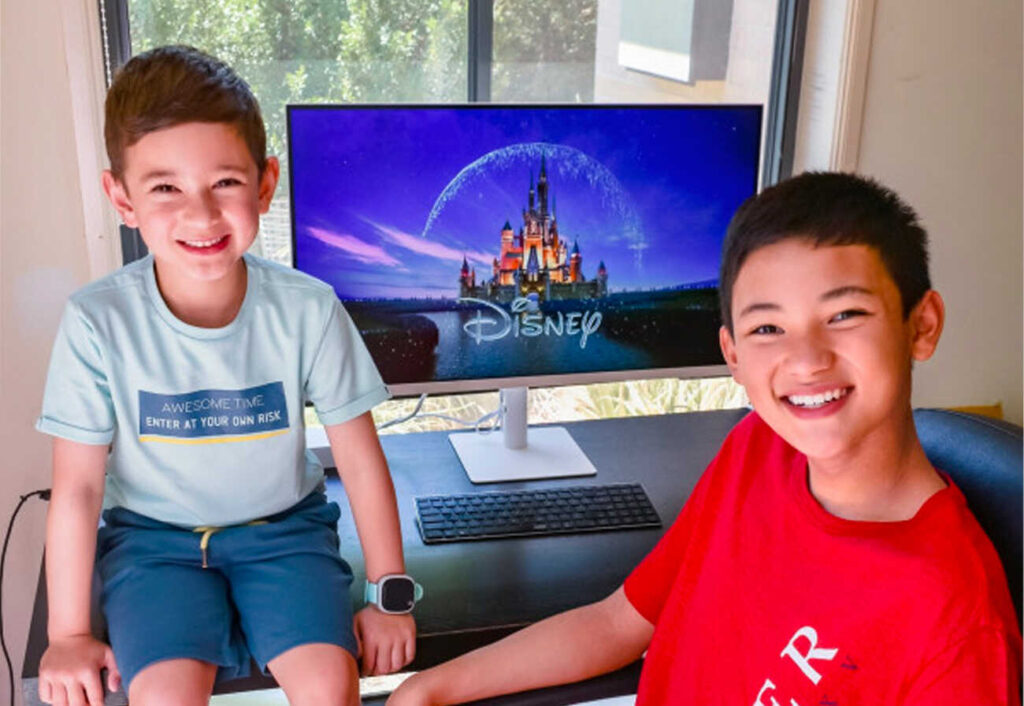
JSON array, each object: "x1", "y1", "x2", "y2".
[
  {"x1": 272, "y1": 644, "x2": 360, "y2": 706},
  {"x1": 128, "y1": 658, "x2": 216, "y2": 706}
]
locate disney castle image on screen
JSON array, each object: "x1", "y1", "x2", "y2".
[{"x1": 288, "y1": 105, "x2": 761, "y2": 385}]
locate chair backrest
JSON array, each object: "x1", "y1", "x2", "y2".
[{"x1": 914, "y1": 408, "x2": 1023, "y2": 624}]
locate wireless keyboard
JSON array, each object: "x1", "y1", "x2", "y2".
[{"x1": 414, "y1": 482, "x2": 661, "y2": 544}]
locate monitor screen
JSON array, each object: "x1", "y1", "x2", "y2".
[{"x1": 288, "y1": 104, "x2": 762, "y2": 394}]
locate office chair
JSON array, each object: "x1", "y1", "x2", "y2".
[{"x1": 914, "y1": 408, "x2": 1023, "y2": 625}]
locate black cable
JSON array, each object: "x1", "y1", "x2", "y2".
[{"x1": 1, "y1": 489, "x2": 50, "y2": 706}]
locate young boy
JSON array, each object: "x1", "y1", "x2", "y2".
[
  {"x1": 36, "y1": 46, "x2": 418, "y2": 706},
  {"x1": 387, "y1": 172, "x2": 1022, "y2": 704}
]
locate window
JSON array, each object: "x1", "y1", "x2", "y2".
[
  {"x1": 490, "y1": 0, "x2": 598, "y2": 102},
  {"x1": 102, "y1": 0, "x2": 807, "y2": 427}
]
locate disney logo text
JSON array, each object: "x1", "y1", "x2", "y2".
[{"x1": 460, "y1": 297, "x2": 602, "y2": 349}]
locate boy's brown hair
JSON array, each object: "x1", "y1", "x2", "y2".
[{"x1": 104, "y1": 45, "x2": 266, "y2": 180}]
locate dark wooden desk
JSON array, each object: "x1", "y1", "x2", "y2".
[{"x1": 22, "y1": 409, "x2": 748, "y2": 705}]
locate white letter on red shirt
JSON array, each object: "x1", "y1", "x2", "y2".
[
  {"x1": 753, "y1": 679, "x2": 801, "y2": 706},
  {"x1": 779, "y1": 626, "x2": 838, "y2": 685}
]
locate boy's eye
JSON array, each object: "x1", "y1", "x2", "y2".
[
  {"x1": 151, "y1": 184, "x2": 179, "y2": 194},
  {"x1": 831, "y1": 309, "x2": 868, "y2": 323},
  {"x1": 215, "y1": 178, "x2": 242, "y2": 188},
  {"x1": 749, "y1": 324, "x2": 782, "y2": 336}
]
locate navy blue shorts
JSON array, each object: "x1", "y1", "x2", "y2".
[{"x1": 96, "y1": 491, "x2": 357, "y2": 689}]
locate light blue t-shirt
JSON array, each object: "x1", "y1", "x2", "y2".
[{"x1": 37, "y1": 254, "x2": 390, "y2": 527}]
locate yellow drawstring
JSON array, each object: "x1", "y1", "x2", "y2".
[
  {"x1": 192, "y1": 520, "x2": 269, "y2": 568},
  {"x1": 192, "y1": 526, "x2": 221, "y2": 568}
]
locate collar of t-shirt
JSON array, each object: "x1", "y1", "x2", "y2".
[
  {"x1": 787, "y1": 454, "x2": 962, "y2": 537},
  {"x1": 143, "y1": 253, "x2": 257, "y2": 339}
]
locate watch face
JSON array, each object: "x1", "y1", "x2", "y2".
[{"x1": 380, "y1": 577, "x2": 415, "y2": 612}]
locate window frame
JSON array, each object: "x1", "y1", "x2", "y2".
[{"x1": 101, "y1": 0, "x2": 808, "y2": 264}]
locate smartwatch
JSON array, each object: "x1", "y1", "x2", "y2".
[{"x1": 364, "y1": 574, "x2": 424, "y2": 614}]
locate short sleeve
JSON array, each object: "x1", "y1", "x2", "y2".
[
  {"x1": 36, "y1": 300, "x2": 116, "y2": 445},
  {"x1": 904, "y1": 627, "x2": 1021, "y2": 705},
  {"x1": 623, "y1": 461, "x2": 715, "y2": 625},
  {"x1": 305, "y1": 299, "x2": 391, "y2": 426},
  {"x1": 623, "y1": 414, "x2": 754, "y2": 625}
]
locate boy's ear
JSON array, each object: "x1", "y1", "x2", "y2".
[
  {"x1": 101, "y1": 170, "x2": 139, "y2": 228},
  {"x1": 908, "y1": 290, "x2": 944, "y2": 362},
  {"x1": 258, "y1": 157, "x2": 280, "y2": 214},
  {"x1": 719, "y1": 325, "x2": 743, "y2": 382}
]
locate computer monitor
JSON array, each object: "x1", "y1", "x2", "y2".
[{"x1": 288, "y1": 104, "x2": 762, "y2": 482}]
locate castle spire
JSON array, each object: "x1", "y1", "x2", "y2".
[{"x1": 537, "y1": 156, "x2": 549, "y2": 217}]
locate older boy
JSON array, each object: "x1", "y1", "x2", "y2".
[
  {"x1": 388, "y1": 172, "x2": 1021, "y2": 704},
  {"x1": 37, "y1": 46, "x2": 417, "y2": 706}
]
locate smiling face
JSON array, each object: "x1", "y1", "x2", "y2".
[
  {"x1": 720, "y1": 239, "x2": 944, "y2": 468},
  {"x1": 102, "y1": 121, "x2": 279, "y2": 294}
]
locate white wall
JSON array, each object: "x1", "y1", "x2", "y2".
[
  {"x1": 1, "y1": 0, "x2": 102, "y2": 702},
  {"x1": 855, "y1": 1, "x2": 1023, "y2": 423}
]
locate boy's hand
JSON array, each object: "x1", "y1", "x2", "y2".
[
  {"x1": 38, "y1": 634, "x2": 121, "y2": 706},
  {"x1": 354, "y1": 606, "x2": 416, "y2": 676}
]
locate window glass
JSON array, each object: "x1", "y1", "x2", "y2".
[
  {"x1": 305, "y1": 377, "x2": 748, "y2": 434},
  {"x1": 491, "y1": 0, "x2": 598, "y2": 102},
  {"x1": 593, "y1": 0, "x2": 778, "y2": 108}
]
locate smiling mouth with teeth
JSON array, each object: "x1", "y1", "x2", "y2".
[
  {"x1": 784, "y1": 387, "x2": 851, "y2": 409},
  {"x1": 181, "y1": 235, "x2": 228, "y2": 248}
]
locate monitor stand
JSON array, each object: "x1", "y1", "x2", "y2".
[{"x1": 449, "y1": 387, "x2": 598, "y2": 484}]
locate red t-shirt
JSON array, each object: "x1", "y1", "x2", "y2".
[{"x1": 624, "y1": 412, "x2": 1021, "y2": 704}]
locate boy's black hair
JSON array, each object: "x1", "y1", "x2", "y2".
[
  {"x1": 719, "y1": 171, "x2": 931, "y2": 333},
  {"x1": 104, "y1": 45, "x2": 266, "y2": 179}
]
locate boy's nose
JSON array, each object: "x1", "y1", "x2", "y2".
[
  {"x1": 785, "y1": 333, "x2": 834, "y2": 376},
  {"x1": 183, "y1": 191, "x2": 222, "y2": 226}
]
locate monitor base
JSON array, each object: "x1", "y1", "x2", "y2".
[{"x1": 449, "y1": 426, "x2": 598, "y2": 484}]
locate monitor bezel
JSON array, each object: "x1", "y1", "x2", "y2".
[{"x1": 285, "y1": 102, "x2": 761, "y2": 397}]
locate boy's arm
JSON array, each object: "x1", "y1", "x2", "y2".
[
  {"x1": 39, "y1": 437, "x2": 121, "y2": 704},
  {"x1": 389, "y1": 586, "x2": 654, "y2": 706},
  {"x1": 325, "y1": 412, "x2": 415, "y2": 675}
]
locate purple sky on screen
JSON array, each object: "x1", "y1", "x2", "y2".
[{"x1": 289, "y1": 106, "x2": 760, "y2": 300}]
